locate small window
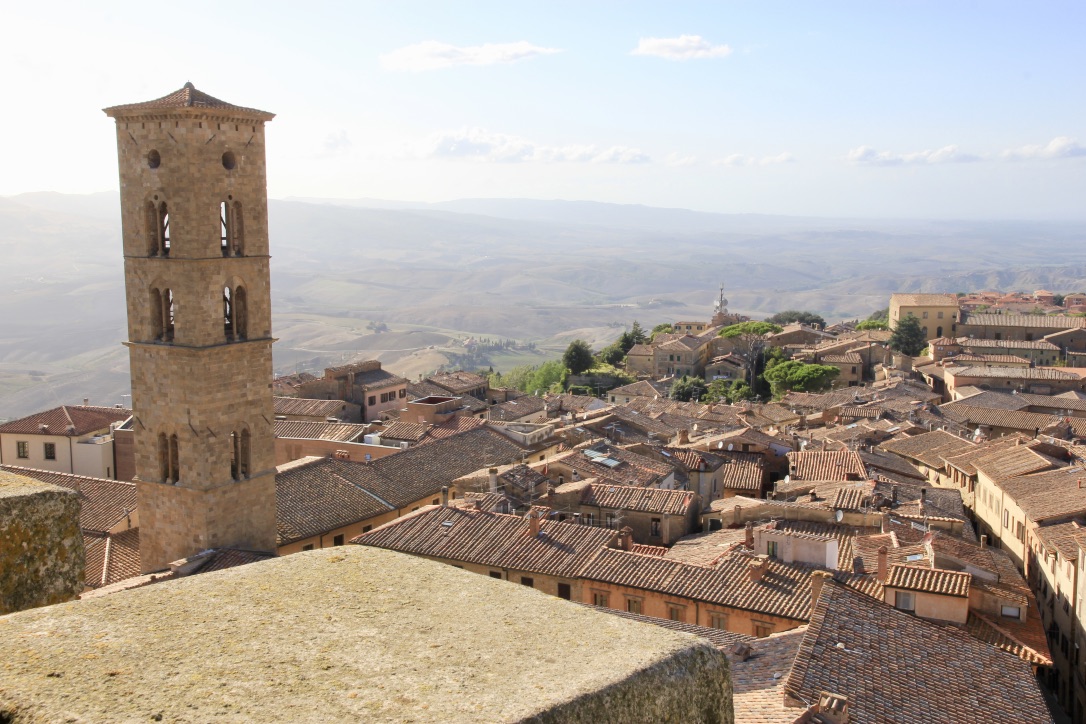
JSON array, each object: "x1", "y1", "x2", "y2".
[
  {"x1": 709, "y1": 612, "x2": 728, "y2": 630},
  {"x1": 894, "y1": 591, "x2": 915, "y2": 612},
  {"x1": 16, "y1": 441, "x2": 29, "y2": 459},
  {"x1": 626, "y1": 598, "x2": 642, "y2": 615},
  {"x1": 521, "y1": 577, "x2": 534, "y2": 588},
  {"x1": 592, "y1": 591, "x2": 609, "y2": 607},
  {"x1": 767, "y1": 541, "x2": 779, "y2": 559},
  {"x1": 558, "y1": 583, "x2": 572, "y2": 600},
  {"x1": 667, "y1": 605, "x2": 685, "y2": 622},
  {"x1": 937, "y1": 311, "x2": 944, "y2": 319},
  {"x1": 362, "y1": 525, "x2": 372, "y2": 533},
  {"x1": 490, "y1": 571, "x2": 502, "y2": 579},
  {"x1": 922, "y1": 311, "x2": 929, "y2": 319},
  {"x1": 368, "y1": 396, "x2": 376, "y2": 406},
  {"x1": 753, "y1": 622, "x2": 773, "y2": 638},
  {"x1": 43, "y1": 442, "x2": 56, "y2": 460},
  {"x1": 1001, "y1": 605, "x2": 1021, "y2": 619},
  {"x1": 332, "y1": 534, "x2": 345, "y2": 546},
  {"x1": 399, "y1": 388, "x2": 406, "y2": 398},
  {"x1": 651, "y1": 518, "x2": 661, "y2": 537},
  {"x1": 302, "y1": 544, "x2": 314, "y2": 551}
]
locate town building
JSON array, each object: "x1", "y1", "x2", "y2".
[{"x1": 0, "y1": 404, "x2": 131, "y2": 479}]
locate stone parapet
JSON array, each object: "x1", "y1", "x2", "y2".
[
  {"x1": 0, "y1": 546, "x2": 732, "y2": 722},
  {"x1": 0, "y1": 471, "x2": 84, "y2": 614}
]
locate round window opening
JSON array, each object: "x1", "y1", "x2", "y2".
[
  {"x1": 222, "y1": 151, "x2": 237, "y2": 170},
  {"x1": 147, "y1": 150, "x2": 161, "y2": 169}
]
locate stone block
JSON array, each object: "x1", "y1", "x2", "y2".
[{"x1": 0, "y1": 471, "x2": 84, "y2": 614}]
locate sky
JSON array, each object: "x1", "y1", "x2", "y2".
[{"x1": 3, "y1": 1, "x2": 1085, "y2": 219}]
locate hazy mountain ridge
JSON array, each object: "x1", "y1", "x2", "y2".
[{"x1": 1, "y1": 191, "x2": 1085, "y2": 418}]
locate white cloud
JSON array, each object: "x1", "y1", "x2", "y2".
[
  {"x1": 317, "y1": 130, "x2": 351, "y2": 158},
  {"x1": 713, "y1": 152, "x2": 795, "y2": 167},
  {"x1": 665, "y1": 152, "x2": 697, "y2": 167},
  {"x1": 847, "y1": 144, "x2": 980, "y2": 166},
  {"x1": 631, "y1": 35, "x2": 732, "y2": 60},
  {"x1": 1000, "y1": 136, "x2": 1086, "y2": 161},
  {"x1": 419, "y1": 128, "x2": 650, "y2": 164},
  {"x1": 380, "y1": 41, "x2": 561, "y2": 72}
]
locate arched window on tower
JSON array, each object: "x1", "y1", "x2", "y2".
[
  {"x1": 234, "y1": 286, "x2": 248, "y2": 340},
  {"x1": 223, "y1": 286, "x2": 234, "y2": 340},
  {"x1": 150, "y1": 287, "x2": 163, "y2": 340},
  {"x1": 240, "y1": 429, "x2": 251, "y2": 478},
  {"x1": 158, "y1": 432, "x2": 169, "y2": 482},
  {"x1": 158, "y1": 202, "x2": 170, "y2": 256},
  {"x1": 229, "y1": 431, "x2": 239, "y2": 480},
  {"x1": 146, "y1": 202, "x2": 159, "y2": 256},
  {"x1": 168, "y1": 434, "x2": 180, "y2": 483},
  {"x1": 221, "y1": 201, "x2": 245, "y2": 257},
  {"x1": 163, "y1": 289, "x2": 175, "y2": 342}
]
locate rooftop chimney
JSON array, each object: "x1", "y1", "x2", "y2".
[
  {"x1": 748, "y1": 555, "x2": 770, "y2": 583},
  {"x1": 810, "y1": 570, "x2": 833, "y2": 606},
  {"x1": 731, "y1": 641, "x2": 753, "y2": 662},
  {"x1": 891, "y1": 485, "x2": 898, "y2": 506},
  {"x1": 877, "y1": 545, "x2": 888, "y2": 582},
  {"x1": 529, "y1": 509, "x2": 541, "y2": 537},
  {"x1": 816, "y1": 692, "x2": 851, "y2": 724},
  {"x1": 733, "y1": 504, "x2": 743, "y2": 526},
  {"x1": 83, "y1": 398, "x2": 89, "y2": 407},
  {"x1": 618, "y1": 526, "x2": 633, "y2": 551},
  {"x1": 745, "y1": 521, "x2": 754, "y2": 549},
  {"x1": 488, "y1": 467, "x2": 499, "y2": 494},
  {"x1": 441, "y1": 486, "x2": 449, "y2": 507}
]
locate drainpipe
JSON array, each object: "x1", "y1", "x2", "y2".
[{"x1": 69, "y1": 436, "x2": 74, "y2": 474}]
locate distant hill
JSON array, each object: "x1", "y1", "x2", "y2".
[{"x1": 1, "y1": 191, "x2": 1085, "y2": 418}]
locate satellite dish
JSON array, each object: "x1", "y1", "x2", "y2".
[
  {"x1": 835, "y1": 509, "x2": 844, "y2": 522},
  {"x1": 727, "y1": 443, "x2": 733, "y2": 451}
]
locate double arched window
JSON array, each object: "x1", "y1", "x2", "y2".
[
  {"x1": 150, "y1": 288, "x2": 175, "y2": 342},
  {"x1": 158, "y1": 432, "x2": 180, "y2": 483},
  {"x1": 220, "y1": 200, "x2": 244, "y2": 256},
  {"x1": 223, "y1": 285, "x2": 248, "y2": 341}
]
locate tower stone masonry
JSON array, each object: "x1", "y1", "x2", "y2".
[{"x1": 104, "y1": 83, "x2": 278, "y2": 572}]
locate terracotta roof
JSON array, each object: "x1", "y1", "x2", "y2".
[
  {"x1": 0, "y1": 405, "x2": 130, "y2": 437},
  {"x1": 103, "y1": 82, "x2": 274, "y2": 119},
  {"x1": 965, "y1": 613, "x2": 1053, "y2": 667},
  {"x1": 891, "y1": 293, "x2": 959, "y2": 307},
  {"x1": 730, "y1": 627, "x2": 809, "y2": 724},
  {"x1": 626, "y1": 344, "x2": 653, "y2": 356},
  {"x1": 1, "y1": 466, "x2": 137, "y2": 534},
  {"x1": 274, "y1": 420, "x2": 367, "y2": 442},
  {"x1": 958, "y1": 337, "x2": 1060, "y2": 351},
  {"x1": 821, "y1": 353, "x2": 863, "y2": 365},
  {"x1": 962, "y1": 312, "x2": 1086, "y2": 329},
  {"x1": 945, "y1": 365, "x2": 1083, "y2": 380},
  {"x1": 378, "y1": 421, "x2": 429, "y2": 442},
  {"x1": 879, "y1": 429, "x2": 975, "y2": 467},
  {"x1": 998, "y1": 467, "x2": 1086, "y2": 522},
  {"x1": 488, "y1": 395, "x2": 547, "y2": 422},
  {"x1": 418, "y1": 415, "x2": 489, "y2": 443},
  {"x1": 356, "y1": 505, "x2": 616, "y2": 578},
  {"x1": 786, "y1": 450, "x2": 866, "y2": 481},
  {"x1": 785, "y1": 580, "x2": 1053, "y2": 724},
  {"x1": 608, "y1": 380, "x2": 669, "y2": 398},
  {"x1": 629, "y1": 543, "x2": 669, "y2": 557},
  {"x1": 193, "y1": 548, "x2": 276, "y2": 573},
  {"x1": 273, "y1": 397, "x2": 351, "y2": 418},
  {"x1": 406, "y1": 380, "x2": 456, "y2": 399},
  {"x1": 498, "y1": 464, "x2": 549, "y2": 494},
  {"x1": 972, "y1": 445, "x2": 1061, "y2": 483},
  {"x1": 83, "y1": 528, "x2": 142, "y2": 589},
  {"x1": 580, "y1": 548, "x2": 816, "y2": 621},
  {"x1": 275, "y1": 458, "x2": 395, "y2": 545},
  {"x1": 884, "y1": 564, "x2": 971, "y2": 597},
  {"x1": 575, "y1": 482, "x2": 696, "y2": 516},
  {"x1": 950, "y1": 353, "x2": 1032, "y2": 365},
  {"x1": 557, "y1": 443, "x2": 673, "y2": 487},
  {"x1": 665, "y1": 528, "x2": 749, "y2": 566},
  {"x1": 351, "y1": 368, "x2": 407, "y2": 390},
  {"x1": 427, "y1": 370, "x2": 488, "y2": 394}
]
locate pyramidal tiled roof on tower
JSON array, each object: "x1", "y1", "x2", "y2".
[{"x1": 103, "y1": 82, "x2": 274, "y2": 119}]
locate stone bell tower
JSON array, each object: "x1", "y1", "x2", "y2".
[{"x1": 104, "y1": 83, "x2": 277, "y2": 571}]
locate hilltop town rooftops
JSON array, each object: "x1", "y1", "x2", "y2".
[
  {"x1": 961, "y1": 312, "x2": 1086, "y2": 329},
  {"x1": 0, "y1": 405, "x2": 130, "y2": 437},
  {"x1": 427, "y1": 370, "x2": 488, "y2": 395},
  {"x1": 273, "y1": 420, "x2": 367, "y2": 442},
  {"x1": 555, "y1": 480, "x2": 697, "y2": 516},
  {"x1": 273, "y1": 396, "x2": 352, "y2": 418},
  {"x1": 884, "y1": 564, "x2": 971, "y2": 597},
  {"x1": 957, "y1": 337, "x2": 1061, "y2": 351},
  {"x1": 944, "y1": 366, "x2": 1083, "y2": 380},
  {"x1": 784, "y1": 579, "x2": 1053, "y2": 724},
  {"x1": 355, "y1": 505, "x2": 617, "y2": 578},
  {"x1": 786, "y1": 450, "x2": 867, "y2": 481}
]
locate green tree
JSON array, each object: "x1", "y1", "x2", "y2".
[
  {"x1": 563, "y1": 339, "x2": 595, "y2": 375},
  {"x1": 762, "y1": 361, "x2": 840, "y2": 399},
  {"x1": 1053, "y1": 293, "x2": 1066, "y2": 307},
  {"x1": 855, "y1": 319, "x2": 889, "y2": 331},
  {"x1": 597, "y1": 342, "x2": 626, "y2": 366},
  {"x1": 866, "y1": 307, "x2": 889, "y2": 322},
  {"x1": 630, "y1": 320, "x2": 647, "y2": 345},
  {"x1": 650, "y1": 323, "x2": 674, "y2": 341},
  {"x1": 703, "y1": 379, "x2": 755, "y2": 404},
  {"x1": 889, "y1": 314, "x2": 927, "y2": 356},
  {"x1": 766, "y1": 310, "x2": 826, "y2": 328},
  {"x1": 719, "y1": 321, "x2": 784, "y2": 388},
  {"x1": 670, "y1": 375, "x2": 708, "y2": 402}
]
